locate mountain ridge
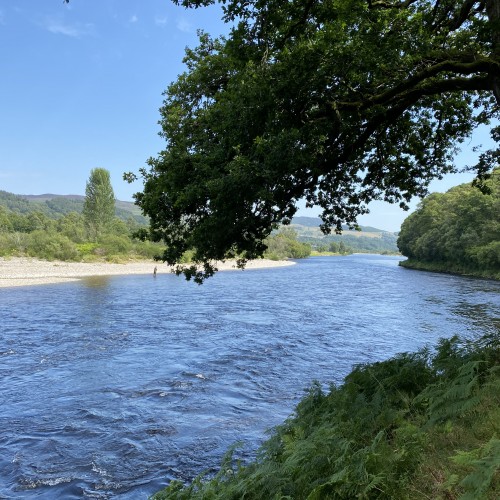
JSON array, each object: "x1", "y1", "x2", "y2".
[{"x1": 0, "y1": 191, "x2": 146, "y2": 224}]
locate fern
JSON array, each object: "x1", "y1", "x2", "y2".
[
  {"x1": 417, "y1": 360, "x2": 483, "y2": 424},
  {"x1": 152, "y1": 331, "x2": 499, "y2": 499},
  {"x1": 452, "y1": 437, "x2": 500, "y2": 500}
]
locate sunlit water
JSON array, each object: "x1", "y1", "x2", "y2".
[{"x1": 1, "y1": 255, "x2": 499, "y2": 498}]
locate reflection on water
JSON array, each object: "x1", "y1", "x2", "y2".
[
  {"x1": 0, "y1": 255, "x2": 499, "y2": 498},
  {"x1": 81, "y1": 275, "x2": 112, "y2": 288},
  {"x1": 451, "y1": 301, "x2": 500, "y2": 334}
]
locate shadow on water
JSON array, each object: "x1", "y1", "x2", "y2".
[{"x1": 451, "y1": 301, "x2": 500, "y2": 334}]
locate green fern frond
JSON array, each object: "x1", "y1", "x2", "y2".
[
  {"x1": 453, "y1": 437, "x2": 500, "y2": 500},
  {"x1": 420, "y1": 361, "x2": 484, "y2": 424}
]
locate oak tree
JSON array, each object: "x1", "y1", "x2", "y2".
[{"x1": 130, "y1": 0, "x2": 500, "y2": 281}]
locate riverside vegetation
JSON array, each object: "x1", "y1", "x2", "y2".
[
  {"x1": 0, "y1": 187, "x2": 162, "y2": 263},
  {"x1": 397, "y1": 168, "x2": 500, "y2": 280},
  {"x1": 0, "y1": 188, "x2": 403, "y2": 263},
  {"x1": 154, "y1": 331, "x2": 500, "y2": 499},
  {"x1": 0, "y1": 189, "x2": 310, "y2": 263}
]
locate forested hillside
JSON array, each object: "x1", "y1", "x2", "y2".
[
  {"x1": 0, "y1": 191, "x2": 148, "y2": 224},
  {"x1": 289, "y1": 217, "x2": 399, "y2": 254},
  {"x1": 397, "y1": 169, "x2": 500, "y2": 279}
]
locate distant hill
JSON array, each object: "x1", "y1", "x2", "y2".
[
  {"x1": 0, "y1": 191, "x2": 148, "y2": 225},
  {"x1": 289, "y1": 216, "x2": 399, "y2": 254}
]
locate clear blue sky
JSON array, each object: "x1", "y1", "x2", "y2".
[{"x1": 0, "y1": 1, "x2": 496, "y2": 232}]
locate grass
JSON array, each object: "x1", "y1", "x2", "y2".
[{"x1": 152, "y1": 332, "x2": 499, "y2": 499}]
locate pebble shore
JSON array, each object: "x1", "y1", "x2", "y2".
[{"x1": 0, "y1": 257, "x2": 295, "y2": 288}]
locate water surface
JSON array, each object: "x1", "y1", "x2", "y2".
[{"x1": 1, "y1": 255, "x2": 499, "y2": 498}]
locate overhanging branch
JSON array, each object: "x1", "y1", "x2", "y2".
[
  {"x1": 368, "y1": 0, "x2": 419, "y2": 9},
  {"x1": 336, "y1": 75, "x2": 491, "y2": 165},
  {"x1": 335, "y1": 57, "x2": 498, "y2": 111}
]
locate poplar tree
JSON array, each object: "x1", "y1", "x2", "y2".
[{"x1": 83, "y1": 168, "x2": 115, "y2": 241}]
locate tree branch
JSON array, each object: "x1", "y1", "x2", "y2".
[
  {"x1": 368, "y1": 0, "x2": 419, "y2": 9},
  {"x1": 337, "y1": 75, "x2": 491, "y2": 165},
  {"x1": 449, "y1": 0, "x2": 482, "y2": 31},
  {"x1": 281, "y1": 0, "x2": 318, "y2": 45},
  {"x1": 335, "y1": 56, "x2": 498, "y2": 111}
]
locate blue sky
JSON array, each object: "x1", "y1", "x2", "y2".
[{"x1": 0, "y1": 1, "x2": 495, "y2": 232}]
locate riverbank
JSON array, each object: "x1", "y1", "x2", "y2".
[
  {"x1": 399, "y1": 259, "x2": 500, "y2": 280},
  {"x1": 154, "y1": 332, "x2": 500, "y2": 500},
  {"x1": 0, "y1": 257, "x2": 295, "y2": 288}
]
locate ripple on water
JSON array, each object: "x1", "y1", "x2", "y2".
[{"x1": 0, "y1": 256, "x2": 499, "y2": 498}]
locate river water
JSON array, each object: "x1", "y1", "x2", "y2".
[{"x1": 1, "y1": 255, "x2": 499, "y2": 498}]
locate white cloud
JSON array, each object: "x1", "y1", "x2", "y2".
[
  {"x1": 155, "y1": 16, "x2": 168, "y2": 27},
  {"x1": 176, "y1": 18, "x2": 193, "y2": 33},
  {"x1": 129, "y1": 15, "x2": 138, "y2": 23},
  {"x1": 44, "y1": 18, "x2": 94, "y2": 38}
]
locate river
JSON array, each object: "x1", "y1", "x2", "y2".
[{"x1": 0, "y1": 255, "x2": 499, "y2": 498}]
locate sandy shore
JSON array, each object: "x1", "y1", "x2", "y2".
[{"x1": 0, "y1": 257, "x2": 295, "y2": 288}]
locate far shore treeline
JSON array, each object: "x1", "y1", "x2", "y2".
[
  {"x1": 397, "y1": 167, "x2": 500, "y2": 280},
  {"x1": 0, "y1": 173, "x2": 313, "y2": 263},
  {"x1": 2, "y1": 168, "x2": 499, "y2": 275},
  {"x1": 0, "y1": 172, "x2": 402, "y2": 263},
  {"x1": 0, "y1": 171, "x2": 162, "y2": 263}
]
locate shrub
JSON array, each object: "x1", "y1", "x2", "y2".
[
  {"x1": 26, "y1": 230, "x2": 79, "y2": 261},
  {"x1": 96, "y1": 234, "x2": 133, "y2": 258},
  {"x1": 0, "y1": 232, "x2": 28, "y2": 256}
]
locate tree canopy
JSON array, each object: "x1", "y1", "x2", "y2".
[
  {"x1": 397, "y1": 167, "x2": 500, "y2": 277},
  {"x1": 131, "y1": 0, "x2": 500, "y2": 281}
]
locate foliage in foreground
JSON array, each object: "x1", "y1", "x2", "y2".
[
  {"x1": 153, "y1": 331, "x2": 500, "y2": 499},
  {"x1": 397, "y1": 167, "x2": 500, "y2": 280}
]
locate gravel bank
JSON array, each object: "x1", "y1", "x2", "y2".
[{"x1": 0, "y1": 257, "x2": 295, "y2": 288}]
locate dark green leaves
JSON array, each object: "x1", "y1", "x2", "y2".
[
  {"x1": 83, "y1": 168, "x2": 115, "y2": 241},
  {"x1": 136, "y1": 0, "x2": 500, "y2": 280}
]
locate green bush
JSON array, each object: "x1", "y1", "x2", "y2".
[
  {"x1": 132, "y1": 240, "x2": 164, "y2": 259},
  {"x1": 26, "y1": 230, "x2": 79, "y2": 261},
  {"x1": 0, "y1": 232, "x2": 28, "y2": 256},
  {"x1": 264, "y1": 229, "x2": 311, "y2": 260},
  {"x1": 97, "y1": 234, "x2": 133, "y2": 257},
  {"x1": 76, "y1": 242, "x2": 99, "y2": 256}
]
